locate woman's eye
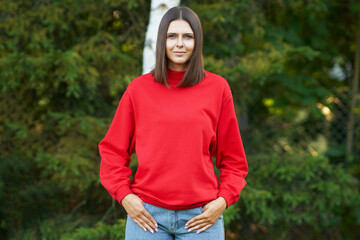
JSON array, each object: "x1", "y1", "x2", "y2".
[
  {"x1": 185, "y1": 35, "x2": 194, "y2": 39},
  {"x1": 168, "y1": 35, "x2": 176, "y2": 39}
]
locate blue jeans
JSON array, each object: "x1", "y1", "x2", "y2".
[{"x1": 125, "y1": 202, "x2": 225, "y2": 240}]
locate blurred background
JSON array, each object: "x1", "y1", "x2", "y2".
[{"x1": 1, "y1": 0, "x2": 360, "y2": 239}]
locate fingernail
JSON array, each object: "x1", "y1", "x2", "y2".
[
  {"x1": 155, "y1": 223, "x2": 158, "y2": 227},
  {"x1": 150, "y1": 229, "x2": 154, "y2": 234},
  {"x1": 197, "y1": 231, "x2": 200, "y2": 234},
  {"x1": 143, "y1": 228, "x2": 147, "y2": 232},
  {"x1": 188, "y1": 229, "x2": 192, "y2": 232},
  {"x1": 155, "y1": 228, "x2": 158, "y2": 232}
]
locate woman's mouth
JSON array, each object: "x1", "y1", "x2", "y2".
[{"x1": 174, "y1": 51, "x2": 186, "y2": 56}]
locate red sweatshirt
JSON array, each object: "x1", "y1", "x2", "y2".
[{"x1": 99, "y1": 68, "x2": 248, "y2": 210}]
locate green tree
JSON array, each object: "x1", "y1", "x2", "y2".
[
  {"x1": 189, "y1": 0, "x2": 360, "y2": 158},
  {"x1": 0, "y1": 0, "x2": 149, "y2": 238}
]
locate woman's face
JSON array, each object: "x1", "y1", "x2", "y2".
[{"x1": 166, "y1": 20, "x2": 195, "y2": 71}]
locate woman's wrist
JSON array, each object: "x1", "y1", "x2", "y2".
[
  {"x1": 121, "y1": 193, "x2": 135, "y2": 205},
  {"x1": 217, "y1": 196, "x2": 228, "y2": 209}
]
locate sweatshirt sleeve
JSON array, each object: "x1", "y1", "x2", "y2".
[
  {"x1": 98, "y1": 89, "x2": 136, "y2": 205},
  {"x1": 215, "y1": 85, "x2": 248, "y2": 208}
]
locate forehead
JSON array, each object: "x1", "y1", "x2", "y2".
[{"x1": 167, "y1": 20, "x2": 193, "y2": 33}]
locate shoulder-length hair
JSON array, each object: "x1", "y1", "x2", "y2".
[{"x1": 151, "y1": 6, "x2": 206, "y2": 88}]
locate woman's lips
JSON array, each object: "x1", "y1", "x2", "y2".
[{"x1": 174, "y1": 51, "x2": 186, "y2": 56}]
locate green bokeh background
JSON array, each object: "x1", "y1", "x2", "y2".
[{"x1": 1, "y1": 0, "x2": 360, "y2": 239}]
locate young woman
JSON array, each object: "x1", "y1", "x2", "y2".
[{"x1": 99, "y1": 6, "x2": 248, "y2": 240}]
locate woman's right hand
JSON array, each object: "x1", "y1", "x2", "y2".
[{"x1": 121, "y1": 194, "x2": 158, "y2": 233}]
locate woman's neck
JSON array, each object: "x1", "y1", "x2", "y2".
[{"x1": 168, "y1": 63, "x2": 187, "y2": 71}]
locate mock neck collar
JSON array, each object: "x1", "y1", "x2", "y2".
[{"x1": 167, "y1": 67, "x2": 185, "y2": 87}]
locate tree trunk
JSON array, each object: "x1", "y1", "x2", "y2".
[{"x1": 142, "y1": 0, "x2": 181, "y2": 74}]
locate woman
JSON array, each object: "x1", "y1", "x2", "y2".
[{"x1": 99, "y1": 6, "x2": 248, "y2": 239}]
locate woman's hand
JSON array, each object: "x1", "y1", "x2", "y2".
[
  {"x1": 121, "y1": 194, "x2": 158, "y2": 233},
  {"x1": 185, "y1": 197, "x2": 227, "y2": 234}
]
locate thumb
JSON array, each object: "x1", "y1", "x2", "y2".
[{"x1": 202, "y1": 204, "x2": 209, "y2": 211}]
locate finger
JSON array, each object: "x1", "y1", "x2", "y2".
[
  {"x1": 196, "y1": 224, "x2": 211, "y2": 234},
  {"x1": 143, "y1": 210, "x2": 159, "y2": 230},
  {"x1": 188, "y1": 222, "x2": 207, "y2": 232},
  {"x1": 132, "y1": 218, "x2": 147, "y2": 232},
  {"x1": 185, "y1": 214, "x2": 205, "y2": 227},
  {"x1": 185, "y1": 217, "x2": 207, "y2": 229},
  {"x1": 136, "y1": 217, "x2": 156, "y2": 233},
  {"x1": 140, "y1": 215, "x2": 158, "y2": 233},
  {"x1": 186, "y1": 219, "x2": 207, "y2": 229}
]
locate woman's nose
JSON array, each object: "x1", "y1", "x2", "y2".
[{"x1": 176, "y1": 37, "x2": 184, "y2": 47}]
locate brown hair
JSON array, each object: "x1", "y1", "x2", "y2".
[{"x1": 151, "y1": 6, "x2": 206, "y2": 88}]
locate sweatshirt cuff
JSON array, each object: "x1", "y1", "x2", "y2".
[
  {"x1": 115, "y1": 185, "x2": 133, "y2": 206},
  {"x1": 217, "y1": 189, "x2": 234, "y2": 209}
]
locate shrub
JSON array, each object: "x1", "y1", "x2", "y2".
[{"x1": 224, "y1": 152, "x2": 360, "y2": 240}]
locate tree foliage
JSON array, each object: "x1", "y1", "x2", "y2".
[
  {"x1": 225, "y1": 152, "x2": 360, "y2": 239},
  {"x1": 0, "y1": 0, "x2": 149, "y2": 238}
]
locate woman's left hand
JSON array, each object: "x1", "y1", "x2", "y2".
[{"x1": 185, "y1": 197, "x2": 227, "y2": 234}]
